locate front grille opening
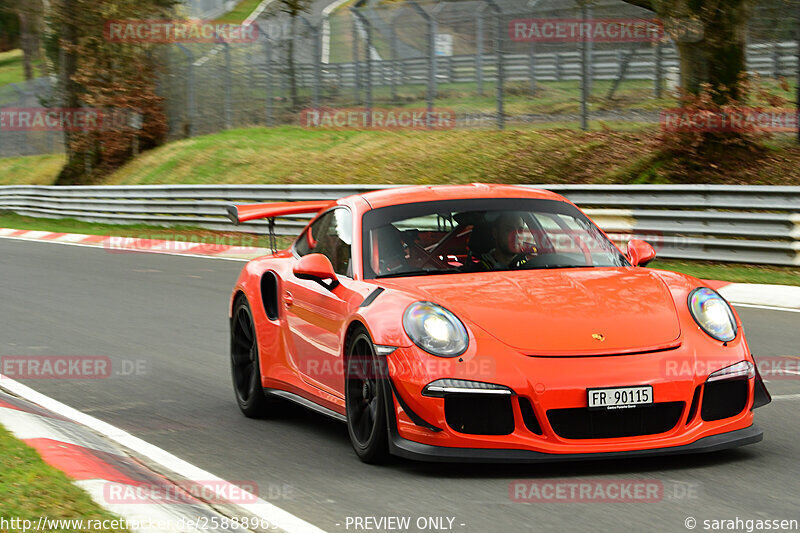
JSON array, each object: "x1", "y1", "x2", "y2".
[
  {"x1": 518, "y1": 397, "x2": 542, "y2": 435},
  {"x1": 444, "y1": 395, "x2": 514, "y2": 435},
  {"x1": 686, "y1": 385, "x2": 702, "y2": 425},
  {"x1": 546, "y1": 402, "x2": 685, "y2": 439},
  {"x1": 701, "y1": 379, "x2": 749, "y2": 422}
]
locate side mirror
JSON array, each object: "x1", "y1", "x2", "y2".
[
  {"x1": 293, "y1": 253, "x2": 339, "y2": 289},
  {"x1": 627, "y1": 239, "x2": 656, "y2": 267}
]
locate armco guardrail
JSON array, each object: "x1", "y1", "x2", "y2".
[{"x1": 0, "y1": 184, "x2": 797, "y2": 266}]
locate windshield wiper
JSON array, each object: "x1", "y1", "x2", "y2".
[{"x1": 375, "y1": 268, "x2": 461, "y2": 279}]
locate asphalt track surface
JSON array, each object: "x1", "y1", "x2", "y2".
[{"x1": 1, "y1": 237, "x2": 798, "y2": 533}]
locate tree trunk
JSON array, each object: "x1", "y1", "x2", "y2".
[
  {"x1": 674, "y1": 0, "x2": 752, "y2": 102},
  {"x1": 16, "y1": 9, "x2": 37, "y2": 81},
  {"x1": 55, "y1": 0, "x2": 85, "y2": 185},
  {"x1": 625, "y1": 0, "x2": 754, "y2": 101}
]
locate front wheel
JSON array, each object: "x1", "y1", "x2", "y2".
[{"x1": 345, "y1": 327, "x2": 390, "y2": 464}]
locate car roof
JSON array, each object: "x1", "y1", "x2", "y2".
[{"x1": 354, "y1": 183, "x2": 567, "y2": 210}]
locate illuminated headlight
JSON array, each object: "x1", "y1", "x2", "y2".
[
  {"x1": 402, "y1": 301, "x2": 468, "y2": 357},
  {"x1": 688, "y1": 288, "x2": 737, "y2": 342},
  {"x1": 422, "y1": 379, "x2": 513, "y2": 397},
  {"x1": 707, "y1": 361, "x2": 755, "y2": 382}
]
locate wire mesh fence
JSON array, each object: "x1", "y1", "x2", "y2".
[
  {"x1": 1, "y1": 0, "x2": 798, "y2": 158},
  {"x1": 157, "y1": 0, "x2": 799, "y2": 140},
  {"x1": 0, "y1": 77, "x2": 63, "y2": 158}
]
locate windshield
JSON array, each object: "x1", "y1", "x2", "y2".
[{"x1": 361, "y1": 198, "x2": 628, "y2": 279}]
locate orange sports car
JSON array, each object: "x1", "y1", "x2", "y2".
[{"x1": 227, "y1": 184, "x2": 770, "y2": 463}]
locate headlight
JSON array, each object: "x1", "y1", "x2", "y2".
[
  {"x1": 403, "y1": 301, "x2": 468, "y2": 357},
  {"x1": 688, "y1": 287, "x2": 737, "y2": 342}
]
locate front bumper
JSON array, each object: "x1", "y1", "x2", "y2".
[
  {"x1": 387, "y1": 418, "x2": 763, "y2": 463},
  {"x1": 382, "y1": 330, "x2": 768, "y2": 460}
]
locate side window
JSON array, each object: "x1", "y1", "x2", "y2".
[{"x1": 295, "y1": 209, "x2": 353, "y2": 277}]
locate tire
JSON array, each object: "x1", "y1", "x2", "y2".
[
  {"x1": 345, "y1": 327, "x2": 390, "y2": 464},
  {"x1": 230, "y1": 296, "x2": 271, "y2": 418}
]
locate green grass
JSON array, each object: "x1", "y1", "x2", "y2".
[
  {"x1": 0, "y1": 424, "x2": 129, "y2": 532},
  {"x1": 215, "y1": 0, "x2": 265, "y2": 23},
  {"x1": 0, "y1": 153, "x2": 65, "y2": 185},
  {"x1": 1, "y1": 124, "x2": 799, "y2": 187},
  {"x1": 0, "y1": 49, "x2": 28, "y2": 87},
  {"x1": 650, "y1": 260, "x2": 800, "y2": 287}
]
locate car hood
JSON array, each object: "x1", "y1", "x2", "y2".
[{"x1": 379, "y1": 268, "x2": 682, "y2": 356}]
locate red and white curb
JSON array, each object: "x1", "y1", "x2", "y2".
[
  {"x1": 0, "y1": 379, "x2": 326, "y2": 533},
  {"x1": 0, "y1": 228, "x2": 271, "y2": 260},
  {"x1": 1, "y1": 226, "x2": 798, "y2": 311}
]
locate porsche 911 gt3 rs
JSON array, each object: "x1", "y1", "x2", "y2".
[{"x1": 227, "y1": 184, "x2": 770, "y2": 463}]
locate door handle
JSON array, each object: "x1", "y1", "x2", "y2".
[{"x1": 283, "y1": 291, "x2": 294, "y2": 307}]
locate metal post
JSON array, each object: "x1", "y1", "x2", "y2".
[
  {"x1": 580, "y1": 2, "x2": 589, "y2": 130},
  {"x1": 476, "y1": 9, "x2": 484, "y2": 95},
  {"x1": 391, "y1": 15, "x2": 399, "y2": 103},
  {"x1": 529, "y1": 42, "x2": 536, "y2": 96},
  {"x1": 484, "y1": 0, "x2": 503, "y2": 130},
  {"x1": 654, "y1": 40, "x2": 663, "y2": 98},
  {"x1": 176, "y1": 44, "x2": 196, "y2": 137},
  {"x1": 223, "y1": 42, "x2": 232, "y2": 129},
  {"x1": 351, "y1": 13, "x2": 361, "y2": 104},
  {"x1": 264, "y1": 36, "x2": 274, "y2": 126},
  {"x1": 298, "y1": 17, "x2": 322, "y2": 110},
  {"x1": 796, "y1": 7, "x2": 799, "y2": 144},
  {"x1": 409, "y1": 1, "x2": 435, "y2": 127},
  {"x1": 586, "y1": 4, "x2": 593, "y2": 94},
  {"x1": 351, "y1": 9, "x2": 373, "y2": 125}
]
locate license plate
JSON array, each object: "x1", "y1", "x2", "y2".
[{"x1": 587, "y1": 385, "x2": 653, "y2": 410}]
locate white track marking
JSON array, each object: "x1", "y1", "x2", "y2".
[
  {"x1": 321, "y1": 0, "x2": 352, "y2": 64},
  {"x1": 194, "y1": 0, "x2": 276, "y2": 68},
  {"x1": 0, "y1": 375, "x2": 327, "y2": 533},
  {"x1": 731, "y1": 303, "x2": 800, "y2": 313}
]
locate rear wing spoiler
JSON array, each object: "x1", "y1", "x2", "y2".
[{"x1": 225, "y1": 201, "x2": 334, "y2": 225}]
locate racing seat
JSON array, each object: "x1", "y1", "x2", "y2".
[
  {"x1": 372, "y1": 225, "x2": 408, "y2": 275},
  {"x1": 464, "y1": 221, "x2": 494, "y2": 271}
]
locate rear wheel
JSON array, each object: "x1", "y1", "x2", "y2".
[
  {"x1": 345, "y1": 327, "x2": 390, "y2": 464},
  {"x1": 231, "y1": 296, "x2": 271, "y2": 418}
]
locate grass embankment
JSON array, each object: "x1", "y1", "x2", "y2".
[
  {"x1": 215, "y1": 0, "x2": 265, "y2": 23},
  {"x1": 0, "y1": 424, "x2": 129, "y2": 532},
  {"x1": 3, "y1": 126, "x2": 799, "y2": 187},
  {"x1": 0, "y1": 49, "x2": 31, "y2": 87}
]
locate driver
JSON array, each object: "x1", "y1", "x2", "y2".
[{"x1": 472, "y1": 213, "x2": 535, "y2": 271}]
